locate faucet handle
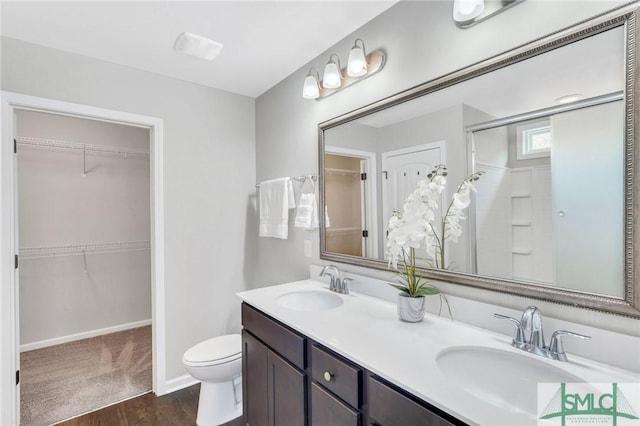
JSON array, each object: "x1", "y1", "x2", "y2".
[
  {"x1": 494, "y1": 313, "x2": 526, "y2": 346},
  {"x1": 340, "y1": 278, "x2": 354, "y2": 294},
  {"x1": 549, "y1": 330, "x2": 591, "y2": 362}
]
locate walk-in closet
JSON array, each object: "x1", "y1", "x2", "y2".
[{"x1": 16, "y1": 110, "x2": 152, "y2": 425}]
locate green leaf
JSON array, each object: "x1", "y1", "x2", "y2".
[
  {"x1": 388, "y1": 283, "x2": 410, "y2": 294},
  {"x1": 413, "y1": 286, "x2": 440, "y2": 296}
]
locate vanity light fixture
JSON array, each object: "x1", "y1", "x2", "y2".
[
  {"x1": 302, "y1": 38, "x2": 385, "y2": 100},
  {"x1": 347, "y1": 39, "x2": 368, "y2": 77},
  {"x1": 323, "y1": 54, "x2": 343, "y2": 89},
  {"x1": 174, "y1": 32, "x2": 223, "y2": 61},
  {"x1": 302, "y1": 68, "x2": 321, "y2": 99},
  {"x1": 453, "y1": 0, "x2": 485, "y2": 24},
  {"x1": 453, "y1": 0, "x2": 524, "y2": 28}
]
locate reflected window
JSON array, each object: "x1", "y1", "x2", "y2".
[{"x1": 517, "y1": 120, "x2": 551, "y2": 160}]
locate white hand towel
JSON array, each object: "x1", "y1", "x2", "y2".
[
  {"x1": 259, "y1": 177, "x2": 295, "y2": 239},
  {"x1": 294, "y1": 193, "x2": 318, "y2": 230}
]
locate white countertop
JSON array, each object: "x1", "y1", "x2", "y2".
[{"x1": 237, "y1": 279, "x2": 640, "y2": 426}]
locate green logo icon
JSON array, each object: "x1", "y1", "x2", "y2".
[{"x1": 540, "y1": 383, "x2": 639, "y2": 425}]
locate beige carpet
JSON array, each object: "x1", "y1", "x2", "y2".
[{"x1": 20, "y1": 325, "x2": 152, "y2": 426}]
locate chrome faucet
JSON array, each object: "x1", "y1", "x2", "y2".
[
  {"x1": 494, "y1": 306, "x2": 590, "y2": 362},
  {"x1": 319, "y1": 265, "x2": 350, "y2": 294},
  {"x1": 521, "y1": 306, "x2": 545, "y2": 354}
]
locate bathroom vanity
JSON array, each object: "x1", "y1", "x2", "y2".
[
  {"x1": 238, "y1": 279, "x2": 639, "y2": 426},
  {"x1": 242, "y1": 302, "x2": 459, "y2": 426}
]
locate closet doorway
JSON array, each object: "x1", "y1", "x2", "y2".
[
  {"x1": 0, "y1": 92, "x2": 166, "y2": 426},
  {"x1": 16, "y1": 110, "x2": 152, "y2": 424}
]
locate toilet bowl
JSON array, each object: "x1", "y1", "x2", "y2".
[{"x1": 182, "y1": 334, "x2": 243, "y2": 426}]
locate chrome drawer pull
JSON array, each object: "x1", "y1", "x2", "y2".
[{"x1": 323, "y1": 371, "x2": 334, "y2": 382}]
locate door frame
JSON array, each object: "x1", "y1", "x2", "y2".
[
  {"x1": 324, "y1": 146, "x2": 378, "y2": 259},
  {"x1": 0, "y1": 91, "x2": 166, "y2": 425}
]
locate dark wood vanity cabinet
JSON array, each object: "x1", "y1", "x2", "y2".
[
  {"x1": 367, "y1": 375, "x2": 459, "y2": 426},
  {"x1": 242, "y1": 304, "x2": 307, "y2": 426},
  {"x1": 309, "y1": 344, "x2": 362, "y2": 426},
  {"x1": 241, "y1": 303, "x2": 467, "y2": 426}
]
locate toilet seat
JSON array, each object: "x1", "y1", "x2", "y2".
[{"x1": 183, "y1": 334, "x2": 241, "y2": 367}]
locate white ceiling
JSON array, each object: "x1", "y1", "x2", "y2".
[{"x1": 0, "y1": 1, "x2": 397, "y2": 98}]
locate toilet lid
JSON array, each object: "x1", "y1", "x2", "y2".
[{"x1": 183, "y1": 334, "x2": 241, "y2": 364}]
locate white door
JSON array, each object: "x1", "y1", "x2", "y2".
[
  {"x1": 382, "y1": 142, "x2": 444, "y2": 262},
  {"x1": 550, "y1": 101, "x2": 624, "y2": 296}
]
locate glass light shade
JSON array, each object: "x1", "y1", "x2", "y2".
[
  {"x1": 323, "y1": 61, "x2": 342, "y2": 89},
  {"x1": 347, "y1": 45, "x2": 367, "y2": 77},
  {"x1": 302, "y1": 74, "x2": 320, "y2": 99},
  {"x1": 453, "y1": 0, "x2": 484, "y2": 22}
]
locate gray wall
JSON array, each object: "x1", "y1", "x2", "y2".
[
  {"x1": 1, "y1": 36, "x2": 257, "y2": 381},
  {"x1": 255, "y1": 1, "x2": 638, "y2": 334}
]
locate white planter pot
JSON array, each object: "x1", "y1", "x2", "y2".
[{"x1": 397, "y1": 293, "x2": 425, "y2": 322}]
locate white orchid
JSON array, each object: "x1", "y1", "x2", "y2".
[{"x1": 386, "y1": 164, "x2": 483, "y2": 271}]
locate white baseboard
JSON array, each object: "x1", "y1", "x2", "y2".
[
  {"x1": 164, "y1": 374, "x2": 199, "y2": 395},
  {"x1": 20, "y1": 319, "x2": 152, "y2": 352}
]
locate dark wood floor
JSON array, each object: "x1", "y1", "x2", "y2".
[{"x1": 56, "y1": 384, "x2": 244, "y2": 426}]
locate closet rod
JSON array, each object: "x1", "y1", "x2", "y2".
[
  {"x1": 255, "y1": 174, "x2": 317, "y2": 188},
  {"x1": 20, "y1": 241, "x2": 151, "y2": 260},
  {"x1": 16, "y1": 136, "x2": 150, "y2": 157}
]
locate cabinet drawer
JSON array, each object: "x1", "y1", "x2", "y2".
[
  {"x1": 311, "y1": 383, "x2": 360, "y2": 426},
  {"x1": 241, "y1": 303, "x2": 305, "y2": 370},
  {"x1": 311, "y1": 344, "x2": 361, "y2": 408},
  {"x1": 368, "y1": 376, "x2": 460, "y2": 426}
]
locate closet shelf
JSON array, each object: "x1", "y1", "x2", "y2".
[
  {"x1": 20, "y1": 241, "x2": 151, "y2": 259},
  {"x1": 16, "y1": 136, "x2": 150, "y2": 157},
  {"x1": 511, "y1": 248, "x2": 532, "y2": 255},
  {"x1": 511, "y1": 220, "x2": 532, "y2": 226},
  {"x1": 325, "y1": 168, "x2": 360, "y2": 177},
  {"x1": 326, "y1": 227, "x2": 362, "y2": 235}
]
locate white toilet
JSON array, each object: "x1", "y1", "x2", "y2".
[{"x1": 182, "y1": 334, "x2": 243, "y2": 426}]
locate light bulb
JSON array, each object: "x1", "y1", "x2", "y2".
[
  {"x1": 302, "y1": 72, "x2": 319, "y2": 99},
  {"x1": 323, "y1": 56, "x2": 342, "y2": 89},
  {"x1": 347, "y1": 40, "x2": 367, "y2": 77},
  {"x1": 453, "y1": 0, "x2": 484, "y2": 22}
]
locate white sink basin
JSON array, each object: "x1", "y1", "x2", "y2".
[
  {"x1": 276, "y1": 290, "x2": 343, "y2": 311},
  {"x1": 437, "y1": 346, "x2": 583, "y2": 416}
]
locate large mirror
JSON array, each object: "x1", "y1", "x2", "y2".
[{"x1": 319, "y1": 7, "x2": 640, "y2": 317}]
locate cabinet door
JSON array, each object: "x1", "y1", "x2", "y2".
[
  {"x1": 267, "y1": 350, "x2": 307, "y2": 426},
  {"x1": 243, "y1": 330, "x2": 269, "y2": 426},
  {"x1": 368, "y1": 376, "x2": 459, "y2": 426},
  {"x1": 311, "y1": 383, "x2": 359, "y2": 426}
]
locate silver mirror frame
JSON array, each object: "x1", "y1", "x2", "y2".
[{"x1": 319, "y1": 5, "x2": 640, "y2": 318}]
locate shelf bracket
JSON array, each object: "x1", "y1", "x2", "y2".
[{"x1": 83, "y1": 145, "x2": 88, "y2": 176}]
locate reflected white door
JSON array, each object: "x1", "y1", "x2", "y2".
[
  {"x1": 381, "y1": 142, "x2": 443, "y2": 262},
  {"x1": 550, "y1": 101, "x2": 624, "y2": 296}
]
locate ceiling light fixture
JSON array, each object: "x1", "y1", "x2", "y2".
[
  {"x1": 302, "y1": 68, "x2": 321, "y2": 99},
  {"x1": 347, "y1": 39, "x2": 368, "y2": 77},
  {"x1": 555, "y1": 94, "x2": 584, "y2": 104},
  {"x1": 323, "y1": 54, "x2": 343, "y2": 89},
  {"x1": 302, "y1": 38, "x2": 385, "y2": 100},
  {"x1": 174, "y1": 32, "x2": 223, "y2": 61}
]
